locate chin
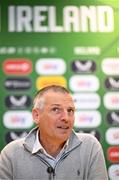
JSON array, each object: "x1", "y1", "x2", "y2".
[{"x1": 59, "y1": 133, "x2": 70, "y2": 141}]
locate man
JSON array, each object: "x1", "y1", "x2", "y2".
[{"x1": 0, "y1": 85, "x2": 108, "y2": 180}]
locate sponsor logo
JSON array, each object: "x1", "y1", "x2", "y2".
[
  {"x1": 102, "y1": 58, "x2": 119, "y2": 75},
  {"x1": 74, "y1": 129, "x2": 100, "y2": 141},
  {"x1": 36, "y1": 76, "x2": 67, "y2": 90},
  {"x1": 108, "y1": 164, "x2": 119, "y2": 179},
  {"x1": 5, "y1": 95, "x2": 32, "y2": 109},
  {"x1": 3, "y1": 58, "x2": 32, "y2": 75},
  {"x1": 71, "y1": 60, "x2": 96, "y2": 73},
  {"x1": 35, "y1": 58, "x2": 66, "y2": 75},
  {"x1": 105, "y1": 77, "x2": 119, "y2": 90},
  {"x1": 5, "y1": 130, "x2": 28, "y2": 143},
  {"x1": 72, "y1": 93, "x2": 100, "y2": 109},
  {"x1": 107, "y1": 111, "x2": 119, "y2": 125},
  {"x1": 107, "y1": 147, "x2": 119, "y2": 162},
  {"x1": 3, "y1": 111, "x2": 34, "y2": 129},
  {"x1": 104, "y1": 92, "x2": 119, "y2": 110},
  {"x1": 4, "y1": 77, "x2": 31, "y2": 90},
  {"x1": 74, "y1": 110, "x2": 101, "y2": 128},
  {"x1": 69, "y1": 75, "x2": 99, "y2": 92},
  {"x1": 106, "y1": 128, "x2": 119, "y2": 145}
]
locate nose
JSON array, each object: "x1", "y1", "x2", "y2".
[{"x1": 60, "y1": 110, "x2": 69, "y2": 122}]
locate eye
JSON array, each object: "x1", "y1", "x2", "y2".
[
  {"x1": 51, "y1": 107, "x2": 61, "y2": 113},
  {"x1": 67, "y1": 108, "x2": 75, "y2": 115}
]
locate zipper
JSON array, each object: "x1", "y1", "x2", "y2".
[
  {"x1": 36, "y1": 154, "x2": 56, "y2": 180},
  {"x1": 34, "y1": 144, "x2": 81, "y2": 179}
]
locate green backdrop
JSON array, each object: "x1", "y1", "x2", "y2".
[{"x1": 0, "y1": 1, "x2": 119, "y2": 179}]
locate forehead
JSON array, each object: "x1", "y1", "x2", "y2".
[{"x1": 43, "y1": 90, "x2": 74, "y2": 106}]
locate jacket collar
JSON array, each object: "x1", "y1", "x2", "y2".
[{"x1": 23, "y1": 126, "x2": 82, "y2": 153}]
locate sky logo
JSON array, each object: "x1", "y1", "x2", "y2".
[
  {"x1": 102, "y1": 58, "x2": 119, "y2": 75},
  {"x1": 104, "y1": 92, "x2": 119, "y2": 110},
  {"x1": 74, "y1": 110, "x2": 101, "y2": 128},
  {"x1": 3, "y1": 111, "x2": 34, "y2": 129},
  {"x1": 108, "y1": 164, "x2": 119, "y2": 180},
  {"x1": 69, "y1": 75, "x2": 100, "y2": 92},
  {"x1": 35, "y1": 58, "x2": 66, "y2": 75},
  {"x1": 106, "y1": 128, "x2": 119, "y2": 145},
  {"x1": 72, "y1": 93, "x2": 100, "y2": 109}
]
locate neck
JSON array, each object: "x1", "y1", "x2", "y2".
[{"x1": 39, "y1": 135, "x2": 66, "y2": 158}]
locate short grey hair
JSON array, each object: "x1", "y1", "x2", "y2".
[{"x1": 33, "y1": 85, "x2": 70, "y2": 109}]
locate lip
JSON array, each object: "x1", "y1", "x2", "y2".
[{"x1": 57, "y1": 126, "x2": 69, "y2": 130}]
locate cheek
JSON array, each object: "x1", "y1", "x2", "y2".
[
  {"x1": 70, "y1": 117, "x2": 75, "y2": 126},
  {"x1": 44, "y1": 114, "x2": 56, "y2": 126}
]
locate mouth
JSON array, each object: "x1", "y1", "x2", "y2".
[{"x1": 57, "y1": 126, "x2": 69, "y2": 130}]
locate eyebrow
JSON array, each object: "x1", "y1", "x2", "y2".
[
  {"x1": 51, "y1": 104, "x2": 75, "y2": 109},
  {"x1": 51, "y1": 104, "x2": 61, "y2": 106}
]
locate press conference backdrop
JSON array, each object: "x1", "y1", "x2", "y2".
[{"x1": 0, "y1": 0, "x2": 119, "y2": 179}]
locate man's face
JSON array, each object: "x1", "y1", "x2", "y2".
[{"x1": 35, "y1": 91, "x2": 75, "y2": 143}]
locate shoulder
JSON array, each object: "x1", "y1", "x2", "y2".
[
  {"x1": 76, "y1": 132, "x2": 97, "y2": 141},
  {"x1": 75, "y1": 132, "x2": 101, "y2": 149},
  {"x1": 1, "y1": 138, "x2": 25, "y2": 155}
]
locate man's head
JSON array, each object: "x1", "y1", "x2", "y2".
[
  {"x1": 33, "y1": 85, "x2": 70, "y2": 109},
  {"x1": 32, "y1": 85, "x2": 75, "y2": 144}
]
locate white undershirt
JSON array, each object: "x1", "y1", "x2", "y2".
[{"x1": 32, "y1": 130, "x2": 68, "y2": 168}]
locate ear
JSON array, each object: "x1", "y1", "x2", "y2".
[{"x1": 32, "y1": 108, "x2": 40, "y2": 124}]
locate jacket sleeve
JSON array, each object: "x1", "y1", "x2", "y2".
[
  {"x1": 0, "y1": 147, "x2": 13, "y2": 180},
  {"x1": 87, "y1": 139, "x2": 109, "y2": 180}
]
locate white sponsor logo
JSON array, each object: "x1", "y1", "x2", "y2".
[
  {"x1": 111, "y1": 112, "x2": 119, "y2": 123},
  {"x1": 106, "y1": 128, "x2": 119, "y2": 145},
  {"x1": 102, "y1": 58, "x2": 119, "y2": 75},
  {"x1": 35, "y1": 58, "x2": 66, "y2": 75},
  {"x1": 74, "y1": 61, "x2": 92, "y2": 71},
  {"x1": 9, "y1": 95, "x2": 27, "y2": 106},
  {"x1": 3, "y1": 111, "x2": 33, "y2": 129},
  {"x1": 108, "y1": 77, "x2": 119, "y2": 89},
  {"x1": 104, "y1": 92, "x2": 119, "y2": 109},
  {"x1": 108, "y1": 164, "x2": 119, "y2": 180},
  {"x1": 9, "y1": 131, "x2": 28, "y2": 140},
  {"x1": 73, "y1": 60, "x2": 94, "y2": 72},
  {"x1": 69, "y1": 75, "x2": 99, "y2": 92},
  {"x1": 74, "y1": 110, "x2": 101, "y2": 128},
  {"x1": 72, "y1": 93, "x2": 100, "y2": 109},
  {"x1": 74, "y1": 46, "x2": 101, "y2": 55}
]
